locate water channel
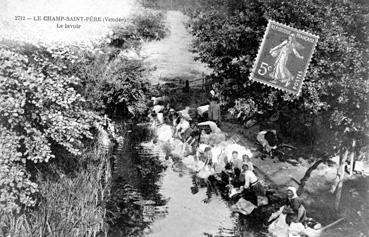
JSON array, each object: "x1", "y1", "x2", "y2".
[
  {"x1": 105, "y1": 10, "x2": 369, "y2": 237},
  {"x1": 105, "y1": 122, "x2": 369, "y2": 237},
  {"x1": 107, "y1": 124, "x2": 249, "y2": 237}
]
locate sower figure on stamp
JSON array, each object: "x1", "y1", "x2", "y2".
[{"x1": 269, "y1": 33, "x2": 304, "y2": 87}]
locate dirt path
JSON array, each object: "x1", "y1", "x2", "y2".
[
  {"x1": 220, "y1": 120, "x2": 369, "y2": 237},
  {"x1": 142, "y1": 9, "x2": 369, "y2": 237}
]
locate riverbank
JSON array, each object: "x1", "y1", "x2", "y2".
[
  {"x1": 131, "y1": 8, "x2": 368, "y2": 236},
  {"x1": 0, "y1": 6, "x2": 171, "y2": 237},
  {"x1": 0, "y1": 143, "x2": 111, "y2": 237},
  {"x1": 158, "y1": 85, "x2": 369, "y2": 237}
]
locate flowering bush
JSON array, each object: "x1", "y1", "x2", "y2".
[
  {"x1": 0, "y1": 42, "x2": 100, "y2": 212},
  {"x1": 0, "y1": 7, "x2": 169, "y2": 216},
  {"x1": 228, "y1": 98, "x2": 258, "y2": 122}
]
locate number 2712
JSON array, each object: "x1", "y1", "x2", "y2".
[{"x1": 15, "y1": 16, "x2": 25, "y2": 20}]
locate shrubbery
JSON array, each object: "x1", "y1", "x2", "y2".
[
  {"x1": 78, "y1": 10, "x2": 169, "y2": 118},
  {"x1": 188, "y1": 0, "x2": 369, "y2": 151},
  {"x1": 228, "y1": 98, "x2": 258, "y2": 123},
  {"x1": 187, "y1": 0, "x2": 369, "y2": 215},
  {"x1": 0, "y1": 42, "x2": 101, "y2": 213},
  {"x1": 0, "y1": 7, "x2": 169, "y2": 236}
]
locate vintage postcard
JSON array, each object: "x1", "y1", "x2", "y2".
[
  {"x1": 250, "y1": 20, "x2": 319, "y2": 95},
  {"x1": 1, "y1": 1, "x2": 367, "y2": 237}
]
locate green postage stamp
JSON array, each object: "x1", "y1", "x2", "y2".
[{"x1": 250, "y1": 20, "x2": 319, "y2": 95}]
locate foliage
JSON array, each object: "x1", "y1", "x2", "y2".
[
  {"x1": 132, "y1": 10, "x2": 169, "y2": 41},
  {"x1": 0, "y1": 153, "x2": 109, "y2": 237},
  {"x1": 228, "y1": 98, "x2": 258, "y2": 122},
  {"x1": 108, "y1": 10, "x2": 168, "y2": 49},
  {"x1": 77, "y1": 10, "x2": 168, "y2": 118},
  {"x1": 0, "y1": 42, "x2": 102, "y2": 212},
  {"x1": 187, "y1": 0, "x2": 369, "y2": 152},
  {"x1": 0, "y1": 6, "x2": 169, "y2": 216},
  {"x1": 78, "y1": 48, "x2": 150, "y2": 117}
]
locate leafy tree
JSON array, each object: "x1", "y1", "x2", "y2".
[
  {"x1": 188, "y1": 0, "x2": 369, "y2": 209},
  {"x1": 76, "y1": 10, "x2": 169, "y2": 119},
  {"x1": 132, "y1": 10, "x2": 169, "y2": 41},
  {"x1": 0, "y1": 8, "x2": 169, "y2": 213}
]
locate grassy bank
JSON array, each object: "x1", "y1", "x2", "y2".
[
  {"x1": 0, "y1": 145, "x2": 111, "y2": 237},
  {"x1": 0, "y1": 6, "x2": 169, "y2": 237}
]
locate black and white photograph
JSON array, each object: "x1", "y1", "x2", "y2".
[{"x1": 0, "y1": 0, "x2": 368, "y2": 236}]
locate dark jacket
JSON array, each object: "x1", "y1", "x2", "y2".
[{"x1": 283, "y1": 197, "x2": 306, "y2": 225}]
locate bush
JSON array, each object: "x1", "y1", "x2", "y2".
[
  {"x1": 188, "y1": 0, "x2": 369, "y2": 151},
  {"x1": 107, "y1": 10, "x2": 168, "y2": 49},
  {"x1": 0, "y1": 6, "x2": 170, "y2": 234},
  {"x1": 79, "y1": 48, "x2": 150, "y2": 118},
  {"x1": 0, "y1": 42, "x2": 101, "y2": 212},
  {"x1": 78, "y1": 10, "x2": 169, "y2": 119},
  {"x1": 228, "y1": 98, "x2": 258, "y2": 122},
  {"x1": 132, "y1": 10, "x2": 169, "y2": 41}
]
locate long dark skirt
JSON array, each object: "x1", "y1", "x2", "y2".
[
  {"x1": 242, "y1": 182, "x2": 266, "y2": 206},
  {"x1": 251, "y1": 182, "x2": 266, "y2": 197}
]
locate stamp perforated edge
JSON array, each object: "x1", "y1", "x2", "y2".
[
  {"x1": 249, "y1": 20, "x2": 273, "y2": 91},
  {"x1": 249, "y1": 19, "x2": 319, "y2": 97}
]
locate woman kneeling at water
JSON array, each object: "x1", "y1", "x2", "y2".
[
  {"x1": 184, "y1": 122, "x2": 200, "y2": 145},
  {"x1": 257, "y1": 130, "x2": 277, "y2": 155},
  {"x1": 241, "y1": 163, "x2": 265, "y2": 206},
  {"x1": 283, "y1": 186, "x2": 306, "y2": 225},
  {"x1": 175, "y1": 115, "x2": 190, "y2": 140}
]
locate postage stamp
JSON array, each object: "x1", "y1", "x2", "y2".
[{"x1": 250, "y1": 20, "x2": 319, "y2": 95}]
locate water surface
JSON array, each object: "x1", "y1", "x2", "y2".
[{"x1": 109, "y1": 125, "x2": 237, "y2": 237}]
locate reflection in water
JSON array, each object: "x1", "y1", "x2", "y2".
[
  {"x1": 145, "y1": 166, "x2": 236, "y2": 237},
  {"x1": 108, "y1": 125, "x2": 168, "y2": 237},
  {"x1": 107, "y1": 123, "x2": 369, "y2": 237},
  {"x1": 108, "y1": 125, "x2": 238, "y2": 237}
]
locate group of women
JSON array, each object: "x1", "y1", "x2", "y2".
[{"x1": 147, "y1": 98, "x2": 312, "y2": 236}]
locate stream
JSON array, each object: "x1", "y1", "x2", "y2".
[
  {"x1": 105, "y1": 10, "x2": 369, "y2": 237},
  {"x1": 106, "y1": 123, "x2": 369, "y2": 237},
  {"x1": 107, "y1": 124, "x2": 243, "y2": 237}
]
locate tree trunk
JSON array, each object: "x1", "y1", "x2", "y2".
[
  {"x1": 335, "y1": 140, "x2": 357, "y2": 210},
  {"x1": 297, "y1": 158, "x2": 326, "y2": 195},
  {"x1": 330, "y1": 149, "x2": 348, "y2": 194},
  {"x1": 349, "y1": 140, "x2": 356, "y2": 176},
  {"x1": 335, "y1": 177, "x2": 344, "y2": 211},
  {"x1": 330, "y1": 139, "x2": 356, "y2": 210},
  {"x1": 348, "y1": 149, "x2": 355, "y2": 176},
  {"x1": 331, "y1": 149, "x2": 349, "y2": 210}
]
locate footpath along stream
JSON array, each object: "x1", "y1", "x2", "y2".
[
  {"x1": 107, "y1": 121, "x2": 369, "y2": 237},
  {"x1": 107, "y1": 9, "x2": 369, "y2": 237}
]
